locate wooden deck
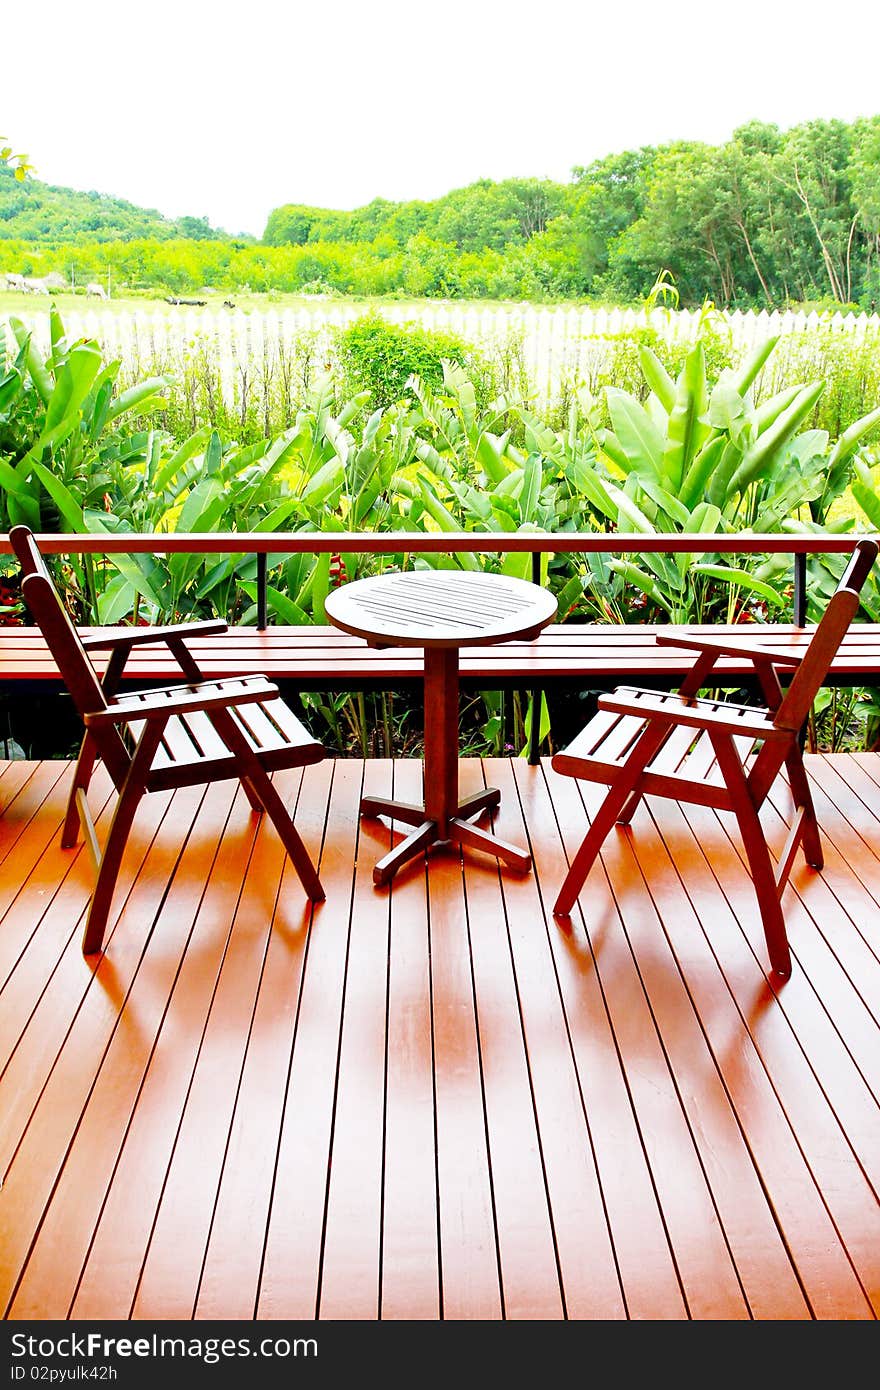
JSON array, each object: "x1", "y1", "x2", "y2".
[{"x1": 1, "y1": 752, "x2": 879, "y2": 1321}]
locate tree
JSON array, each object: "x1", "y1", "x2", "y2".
[
  {"x1": 567, "y1": 147, "x2": 658, "y2": 298},
  {"x1": 771, "y1": 120, "x2": 857, "y2": 303},
  {"x1": 612, "y1": 143, "x2": 743, "y2": 304},
  {"x1": 848, "y1": 116, "x2": 880, "y2": 305},
  {"x1": 263, "y1": 205, "x2": 321, "y2": 246}
]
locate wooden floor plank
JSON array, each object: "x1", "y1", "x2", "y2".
[
  {"x1": 317, "y1": 759, "x2": 392, "y2": 1320},
  {"x1": 0, "y1": 770, "x2": 118, "y2": 1149},
  {"x1": 0, "y1": 779, "x2": 173, "y2": 1180},
  {"x1": 519, "y1": 760, "x2": 688, "y2": 1319},
  {"x1": 8, "y1": 780, "x2": 242, "y2": 1320},
  {"x1": 455, "y1": 759, "x2": 564, "y2": 1320},
  {"x1": 553, "y1": 774, "x2": 752, "y2": 1319},
  {"x1": 0, "y1": 782, "x2": 209, "y2": 1316},
  {"x1": 2, "y1": 753, "x2": 879, "y2": 1321},
  {"x1": 648, "y1": 794, "x2": 874, "y2": 1317},
  {"x1": 427, "y1": 779, "x2": 502, "y2": 1321},
  {"x1": 71, "y1": 775, "x2": 309, "y2": 1319},
  {"x1": 0, "y1": 763, "x2": 72, "y2": 925},
  {"x1": 520, "y1": 757, "x2": 802, "y2": 1320},
  {"x1": 0, "y1": 758, "x2": 44, "y2": 809},
  {"x1": 255, "y1": 759, "x2": 362, "y2": 1319},
  {"x1": 566, "y1": 780, "x2": 811, "y2": 1319},
  {"x1": 770, "y1": 775, "x2": 880, "y2": 972},
  {"x1": 804, "y1": 757, "x2": 880, "y2": 906},
  {"x1": 811, "y1": 751, "x2": 880, "y2": 828},
  {"x1": 709, "y1": 789, "x2": 880, "y2": 1198},
  {"x1": 0, "y1": 768, "x2": 116, "y2": 1046},
  {"x1": 125, "y1": 769, "x2": 324, "y2": 1321},
  {"x1": 193, "y1": 759, "x2": 335, "y2": 1321},
  {"x1": 0, "y1": 762, "x2": 68, "y2": 874},
  {"x1": 765, "y1": 785, "x2": 880, "y2": 1057},
  {"x1": 673, "y1": 795, "x2": 879, "y2": 1317},
  {"x1": 487, "y1": 758, "x2": 627, "y2": 1320},
  {"x1": 377, "y1": 758, "x2": 441, "y2": 1320}
]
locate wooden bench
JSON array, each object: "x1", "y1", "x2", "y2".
[
  {"x1": 2, "y1": 619, "x2": 878, "y2": 764},
  {"x1": 2, "y1": 620, "x2": 879, "y2": 689}
]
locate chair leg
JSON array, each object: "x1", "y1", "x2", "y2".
[
  {"x1": 244, "y1": 765, "x2": 324, "y2": 902},
  {"x1": 81, "y1": 721, "x2": 164, "y2": 956},
  {"x1": 731, "y1": 797, "x2": 792, "y2": 980},
  {"x1": 206, "y1": 707, "x2": 324, "y2": 902},
  {"x1": 554, "y1": 722, "x2": 667, "y2": 916},
  {"x1": 784, "y1": 751, "x2": 823, "y2": 869},
  {"x1": 616, "y1": 788, "x2": 643, "y2": 826},
  {"x1": 62, "y1": 732, "x2": 97, "y2": 848},
  {"x1": 82, "y1": 780, "x2": 145, "y2": 955},
  {"x1": 239, "y1": 774, "x2": 266, "y2": 814},
  {"x1": 554, "y1": 782, "x2": 634, "y2": 916},
  {"x1": 712, "y1": 734, "x2": 792, "y2": 980}
]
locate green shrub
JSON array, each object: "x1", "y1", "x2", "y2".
[{"x1": 335, "y1": 313, "x2": 496, "y2": 410}]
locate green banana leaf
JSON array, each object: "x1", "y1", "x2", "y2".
[
  {"x1": 240, "y1": 580, "x2": 312, "y2": 624},
  {"x1": 852, "y1": 459, "x2": 880, "y2": 529},
  {"x1": 637, "y1": 345, "x2": 676, "y2": 412},
  {"x1": 44, "y1": 340, "x2": 103, "y2": 435},
  {"x1": 105, "y1": 376, "x2": 169, "y2": 423},
  {"x1": 732, "y1": 335, "x2": 779, "y2": 396},
  {"x1": 727, "y1": 381, "x2": 825, "y2": 496},
  {"x1": 30, "y1": 461, "x2": 86, "y2": 532},
  {"x1": 679, "y1": 436, "x2": 727, "y2": 510},
  {"x1": 607, "y1": 559, "x2": 673, "y2": 616},
  {"x1": 689, "y1": 563, "x2": 789, "y2": 608},
  {"x1": 9, "y1": 317, "x2": 52, "y2": 404},
  {"x1": 606, "y1": 387, "x2": 665, "y2": 477},
  {"x1": 661, "y1": 342, "x2": 708, "y2": 492}
]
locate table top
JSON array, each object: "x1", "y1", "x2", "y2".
[{"x1": 324, "y1": 570, "x2": 558, "y2": 648}]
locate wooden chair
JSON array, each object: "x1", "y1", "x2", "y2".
[
  {"x1": 10, "y1": 526, "x2": 326, "y2": 955},
  {"x1": 551, "y1": 539, "x2": 878, "y2": 978}
]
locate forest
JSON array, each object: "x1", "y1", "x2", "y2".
[{"x1": 1, "y1": 116, "x2": 879, "y2": 309}]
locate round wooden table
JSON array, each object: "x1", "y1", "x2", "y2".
[{"x1": 324, "y1": 569, "x2": 558, "y2": 885}]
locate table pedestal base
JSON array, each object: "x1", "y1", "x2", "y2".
[{"x1": 360, "y1": 787, "x2": 532, "y2": 886}]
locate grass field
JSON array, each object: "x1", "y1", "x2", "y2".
[{"x1": 0, "y1": 289, "x2": 542, "y2": 319}]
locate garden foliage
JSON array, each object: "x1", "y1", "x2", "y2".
[{"x1": 1, "y1": 307, "x2": 879, "y2": 753}]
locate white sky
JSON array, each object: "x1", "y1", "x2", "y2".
[{"x1": 5, "y1": 0, "x2": 880, "y2": 237}]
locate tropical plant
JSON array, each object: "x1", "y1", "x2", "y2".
[
  {"x1": 3, "y1": 310, "x2": 878, "y2": 755},
  {"x1": 547, "y1": 334, "x2": 880, "y2": 623},
  {"x1": 0, "y1": 307, "x2": 169, "y2": 614}
]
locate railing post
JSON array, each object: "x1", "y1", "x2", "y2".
[
  {"x1": 793, "y1": 550, "x2": 809, "y2": 751},
  {"x1": 257, "y1": 552, "x2": 268, "y2": 630},
  {"x1": 529, "y1": 549, "x2": 543, "y2": 766},
  {"x1": 793, "y1": 552, "x2": 807, "y2": 627}
]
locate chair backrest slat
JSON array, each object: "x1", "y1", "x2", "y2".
[
  {"x1": 10, "y1": 527, "x2": 132, "y2": 786},
  {"x1": 775, "y1": 539, "x2": 878, "y2": 732}
]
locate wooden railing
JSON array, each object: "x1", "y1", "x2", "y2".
[
  {"x1": 2, "y1": 530, "x2": 874, "y2": 628},
  {"x1": 3, "y1": 532, "x2": 877, "y2": 764}
]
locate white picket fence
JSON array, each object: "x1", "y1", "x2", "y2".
[{"x1": 4, "y1": 301, "x2": 880, "y2": 407}]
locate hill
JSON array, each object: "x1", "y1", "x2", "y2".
[
  {"x1": 0, "y1": 161, "x2": 234, "y2": 244},
  {"x1": 1, "y1": 116, "x2": 879, "y2": 310}
]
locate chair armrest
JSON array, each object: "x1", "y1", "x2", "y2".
[
  {"x1": 598, "y1": 686, "x2": 789, "y2": 740},
  {"x1": 84, "y1": 675, "x2": 278, "y2": 728},
  {"x1": 654, "y1": 629, "x2": 805, "y2": 666},
  {"x1": 81, "y1": 619, "x2": 228, "y2": 651}
]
